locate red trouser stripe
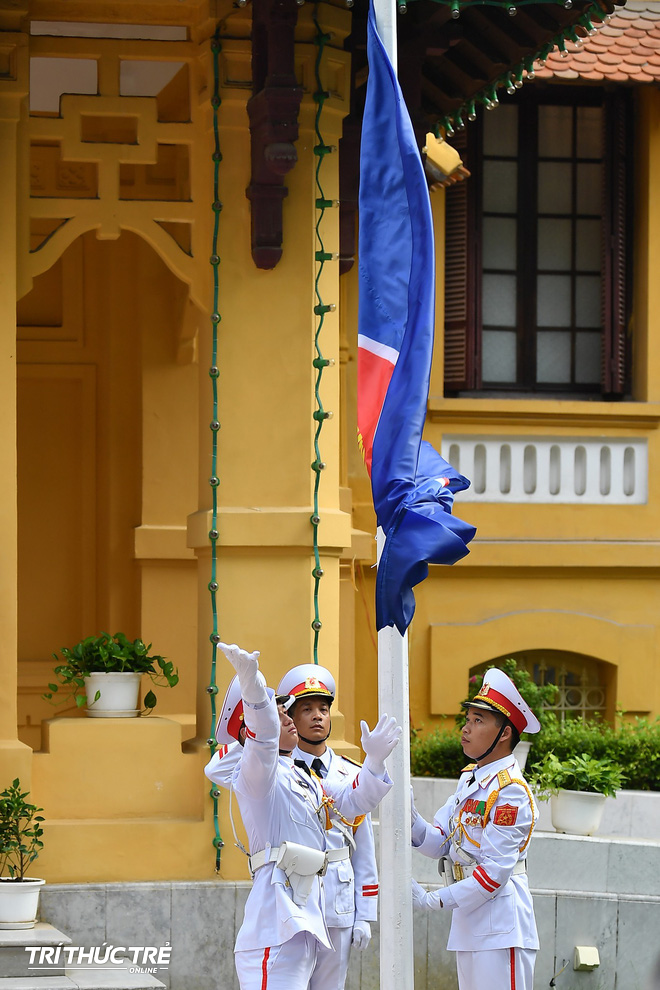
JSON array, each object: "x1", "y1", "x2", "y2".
[
  {"x1": 261, "y1": 947, "x2": 270, "y2": 990},
  {"x1": 510, "y1": 947, "x2": 516, "y2": 990}
]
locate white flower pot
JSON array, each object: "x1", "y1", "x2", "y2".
[
  {"x1": 84, "y1": 671, "x2": 141, "y2": 717},
  {"x1": 514, "y1": 740, "x2": 531, "y2": 770},
  {"x1": 0, "y1": 877, "x2": 45, "y2": 929},
  {"x1": 550, "y1": 789, "x2": 607, "y2": 836}
]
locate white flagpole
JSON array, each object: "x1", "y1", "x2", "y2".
[
  {"x1": 370, "y1": 3, "x2": 412, "y2": 988},
  {"x1": 376, "y1": 528, "x2": 413, "y2": 990}
]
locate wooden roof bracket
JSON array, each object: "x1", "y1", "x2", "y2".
[{"x1": 246, "y1": 0, "x2": 303, "y2": 269}]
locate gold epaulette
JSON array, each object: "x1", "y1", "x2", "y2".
[
  {"x1": 497, "y1": 768, "x2": 513, "y2": 788},
  {"x1": 461, "y1": 763, "x2": 478, "y2": 774},
  {"x1": 341, "y1": 754, "x2": 363, "y2": 768}
]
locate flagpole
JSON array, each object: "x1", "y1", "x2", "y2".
[
  {"x1": 359, "y1": 4, "x2": 473, "y2": 984},
  {"x1": 376, "y1": 527, "x2": 413, "y2": 990},
  {"x1": 365, "y1": 1, "x2": 418, "y2": 986},
  {"x1": 372, "y1": 5, "x2": 413, "y2": 987},
  {"x1": 373, "y1": 0, "x2": 397, "y2": 72}
]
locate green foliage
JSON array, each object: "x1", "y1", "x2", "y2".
[
  {"x1": 43, "y1": 632, "x2": 179, "y2": 714},
  {"x1": 526, "y1": 713, "x2": 660, "y2": 791},
  {"x1": 528, "y1": 751, "x2": 626, "y2": 800},
  {"x1": 0, "y1": 779, "x2": 44, "y2": 880},
  {"x1": 460, "y1": 657, "x2": 559, "y2": 737},
  {"x1": 410, "y1": 712, "x2": 660, "y2": 791},
  {"x1": 412, "y1": 709, "x2": 660, "y2": 792},
  {"x1": 410, "y1": 724, "x2": 466, "y2": 778}
]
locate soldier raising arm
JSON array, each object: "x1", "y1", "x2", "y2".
[{"x1": 205, "y1": 643, "x2": 401, "y2": 990}]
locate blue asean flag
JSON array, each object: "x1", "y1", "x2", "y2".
[{"x1": 357, "y1": 3, "x2": 476, "y2": 635}]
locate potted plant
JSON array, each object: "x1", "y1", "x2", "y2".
[
  {"x1": 0, "y1": 779, "x2": 45, "y2": 929},
  {"x1": 463, "y1": 658, "x2": 559, "y2": 768},
  {"x1": 43, "y1": 631, "x2": 179, "y2": 717},
  {"x1": 529, "y1": 752, "x2": 626, "y2": 835}
]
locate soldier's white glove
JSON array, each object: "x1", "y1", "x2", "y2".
[
  {"x1": 218, "y1": 642, "x2": 267, "y2": 706},
  {"x1": 411, "y1": 878, "x2": 444, "y2": 911},
  {"x1": 360, "y1": 714, "x2": 402, "y2": 777},
  {"x1": 351, "y1": 920, "x2": 371, "y2": 950}
]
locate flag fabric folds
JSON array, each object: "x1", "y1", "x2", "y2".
[{"x1": 357, "y1": 3, "x2": 476, "y2": 635}]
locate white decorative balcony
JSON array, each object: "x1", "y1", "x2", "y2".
[{"x1": 440, "y1": 435, "x2": 648, "y2": 504}]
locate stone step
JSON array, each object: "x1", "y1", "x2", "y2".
[
  {"x1": 0, "y1": 926, "x2": 71, "y2": 978},
  {"x1": 0, "y1": 926, "x2": 71, "y2": 948},
  {"x1": 0, "y1": 969, "x2": 165, "y2": 990},
  {"x1": 0, "y1": 980, "x2": 77, "y2": 990},
  {"x1": 1, "y1": 951, "x2": 66, "y2": 979},
  {"x1": 0, "y1": 926, "x2": 164, "y2": 989},
  {"x1": 65, "y1": 968, "x2": 165, "y2": 989}
]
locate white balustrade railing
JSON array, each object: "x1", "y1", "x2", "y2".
[{"x1": 440, "y1": 435, "x2": 648, "y2": 504}]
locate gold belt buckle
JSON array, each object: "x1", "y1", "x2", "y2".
[{"x1": 453, "y1": 862, "x2": 464, "y2": 882}]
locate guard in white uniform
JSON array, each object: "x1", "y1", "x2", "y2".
[
  {"x1": 276, "y1": 664, "x2": 379, "y2": 990},
  {"x1": 410, "y1": 668, "x2": 541, "y2": 990},
  {"x1": 204, "y1": 643, "x2": 401, "y2": 990}
]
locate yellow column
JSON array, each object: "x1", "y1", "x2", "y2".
[
  {"x1": 0, "y1": 25, "x2": 32, "y2": 784},
  {"x1": 188, "y1": 4, "x2": 353, "y2": 742}
]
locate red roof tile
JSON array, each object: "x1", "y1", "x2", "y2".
[
  {"x1": 534, "y1": 1, "x2": 660, "y2": 83},
  {"x1": 572, "y1": 51, "x2": 599, "y2": 63}
]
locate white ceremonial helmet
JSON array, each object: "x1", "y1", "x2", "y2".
[
  {"x1": 461, "y1": 667, "x2": 541, "y2": 735},
  {"x1": 215, "y1": 676, "x2": 291, "y2": 744},
  {"x1": 276, "y1": 663, "x2": 336, "y2": 707}
]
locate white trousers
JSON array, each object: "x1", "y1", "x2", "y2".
[
  {"x1": 309, "y1": 927, "x2": 353, "y2": 990},
  {"x1": 456, "y1": 947, "x2": 537, "y2": 990},
  {"x1": 235, "y1": 931, "x2": 318, "y2": 990}
]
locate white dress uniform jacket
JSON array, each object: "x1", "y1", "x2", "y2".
[
  {"x1": 204, "y1": 696, "x2": 392, "y2": 954},
  {"x1": 293, "y1": 747, "x2": 379, "y2": 928},
  {"x1": 412, "y1": 753, "x2": 539, "y2": 952}
]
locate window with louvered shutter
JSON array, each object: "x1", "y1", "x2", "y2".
[
  {"x1": 443, "y1": 86, "x2": 631, "y2": 397},
  {"x1": 443, "y1": 126, "x2": 478, "y2": 392}
]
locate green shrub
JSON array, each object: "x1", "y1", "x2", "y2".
[
  {"x1": 43, "y1": 631, "x2": 178, "y2": 713},
  {"x1": 524, "y1": 714, "x2": 660, "y2": 792},
  {"x1": 411, "y1": 713, "x2": 660, "y2": 791},
  {"x1": 410, "y1": 725, "x2": 466, "y2": 778},
  {"x1": 0, "y1": 778, "x2": 44, "y2": 879},
  {"x1": 529, "y1": 752, "x2": 626, "y2": 799}
]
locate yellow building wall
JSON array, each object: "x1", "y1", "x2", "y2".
[
  {"x1": 2, "y1": 0, "x2": 660, "y2": 888},
  {"x1": 350, "y1": 86, "x2": 660, "y2": 737},
  {"x1": 1, "y1": 1, "x2": 363, "y2": 884}
]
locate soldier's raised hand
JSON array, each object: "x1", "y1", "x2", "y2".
[
  {"x1": 218, "y1": 642, "x2": 266, "y2": 705},
  {"x1": 360, "y1": 713, "x2": 402, "y2": 776}
]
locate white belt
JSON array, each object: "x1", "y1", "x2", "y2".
[
  {"x1": 249, "y1": 843, "x2": 350, "y2": 874},
  {"x1": 442, "y1": 857, "x2": 527, "y2": 884}
]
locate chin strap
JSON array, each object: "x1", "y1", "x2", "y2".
[
  {"x1": 297, "y1": 733, "x2": 331, "y2": 746},
  {"x1": 473, "y1": 722, "x2": 507, "y2": 764}
]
